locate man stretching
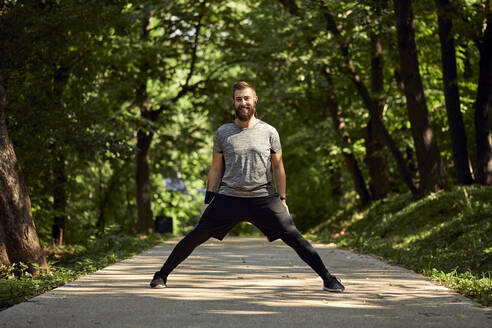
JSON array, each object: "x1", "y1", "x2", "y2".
[{"x1": 150, "y1": 81, "x2": 345, "y2": 292}]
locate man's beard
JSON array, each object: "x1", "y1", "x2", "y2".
[{"x1": 235, "y1": 104, "x2": 256, "y2": 121}]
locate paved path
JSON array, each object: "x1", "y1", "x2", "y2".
[{"x1": 1, "y1": 237, "x2": 490, "y2": 327}]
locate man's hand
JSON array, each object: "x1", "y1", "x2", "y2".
[
  {"x1": 200, "y1": 204, "x2": 209, "y2": 217},
  {"x1": 281, "y1": 199, "x2": 290, "y2": 215}
]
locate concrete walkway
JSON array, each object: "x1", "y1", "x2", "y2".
[{"x1": 1, "y1": 237, "x2": 490, "y2": 327}]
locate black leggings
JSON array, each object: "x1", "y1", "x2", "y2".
[{"x1": 158, "y1": 194, "x2": 331, "y2": 281}]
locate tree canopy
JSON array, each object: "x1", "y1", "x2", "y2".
[{"x1": 1, "y1": 0, "x2": 491, "y2": 251}]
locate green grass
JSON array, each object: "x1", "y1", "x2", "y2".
[
  {"x1": 308, "y1": 185, "x2": 492, "y2": 306},
  {"x1": 0, "y1": 233, "x2": 166, "y2": 309}
]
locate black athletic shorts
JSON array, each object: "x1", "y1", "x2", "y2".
[{"x1": 196, "y1": 193, "x2": 297, "y2": 242}]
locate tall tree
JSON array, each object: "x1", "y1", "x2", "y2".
[
  {"x1": 279, "y1": 0, "x2": 418, "y2": 195},
  {"x1": 393, "y1": 0, "x2": 447, "y2": 192},
  {"x1": 323, "y1": 68, "x2": 372, "y2": 205},
  {"x1": 0, "y1": 0, "x2": 131, "y2": 242},
  {"x1": 0, "y1": 82, "x2": 48, "y2": 274},
  {"x1": 318, "y1": 2, "x2": 419, "y2": 195},
  {"x1": 366, "y1": 27, "x2": 392, "y2": 199},
  {"x1": 133, "y1": 2, "x2": 208, "y2": 232},
  {"x1": 473, "y1": 5, "x2": 492, "y2": 185},
  {"x1": 50, "y1": 62, "x2": 70, "y2": 245},
  {"x1": 125, "y1": 0, "x2": 234, "y2": 232},
  {"x1": 50, "y1": 141, "x2": 67, "y2": 245},
  {"x1": 135, "y1": 4, "x2": 155, "y2": 233},
  {"x1": 435, "y1": 0, "x2": 474, "y2": 185}
]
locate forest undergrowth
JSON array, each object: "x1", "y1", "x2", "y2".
[
  {"x1": 307, "y1": 185, "x2": 492, "y2": 306},
  {"x1": 0, "y1": 233, "x2": 166, "y2": 309}
]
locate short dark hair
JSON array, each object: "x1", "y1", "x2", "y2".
[{"x1": 232, "y1": 81, "x2": 256, "y2": 99}]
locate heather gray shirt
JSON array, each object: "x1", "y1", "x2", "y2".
[{"x1": 213, "y1": 120, "x2": 282, "y2": 197}]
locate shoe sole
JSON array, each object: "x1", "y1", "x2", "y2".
[
  {"x1": 323, "y1": 286, "x2": 344, "y2": 292},
  {"x1": 150, "y1": 284, "x2": 166, "y2": 289}
]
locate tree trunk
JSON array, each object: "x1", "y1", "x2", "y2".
[
  {"x1": 329, "y1": 165, "x2": 343, "y2": 201},
  {"x1": 474, "y1": 10, "x2": 492, "y2": 185},
  {"x1": 136, "y1": 129, "x2": 154, "y2": 232},
  {"x1": 461, "y1": 46, "x2": 473, "y2": 80},
  {"x1": 365, "y1": 31, "x2": 392, "y2": 199},
  {"x1": 0, "y1": 86, "x2": 48, "y2": 274},
  {"x1": 0, "y1": 223, "x2": 9, "y2": 266},
  {"x1": 132, "y1": 3, "x2": 204, "y2": 232},
  {"x1": 96, "y1": 169, "x2": 105, "y2": 233},
  {"x1": 50, "y1": 143, "x2": 67, "y2": 246},
  {"x1": 436, "y1": 0, "x2": 474, "y2": 185},
  {"x1": 393, "y1": 0, "x2": 447, "y2": 193},
  {"x1": 348, "y1": 67, "x2": 419, "y2": 195},
  {"x1": 343, "y1": 152, "x2": 371, "y2": 206},
  {"x1": 97, "y1": 162, "x2": 124, "y2": 233},
  {"x1": 51, "y1": 64, "x2": 69, "y2": 245},
  {"x1": 323, "y1": 69, "x2": 371, "y2": 205},
  {"x1": 135, "y1": 6, "x2": 154, "y2": 233}
]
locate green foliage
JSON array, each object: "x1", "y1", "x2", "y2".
[
  {"x1": 310, "y1": 185, "x2": 492, "y2": 305},
  {"x1": 1, "y1": 0, "x2": 230, "y2": 242},
  {"x1": 1, "y1": 0, "x2": 137, "y2": 242},
  {"x1": 1, "y1": 0, "x2": 490, "y2": 308},
  {"x1": 425, "y1": 269, "x2": 491, "y2": 306},
  {"x1": 0, "y1": 233, "x2": 166, "y2": 308}
]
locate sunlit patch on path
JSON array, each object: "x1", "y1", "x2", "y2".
[{"x1": 1, "y1": 237, "x2": 490, "y2": 328}]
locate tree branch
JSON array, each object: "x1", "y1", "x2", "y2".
[
  {"x1": 182, "y1": 1, "x2": 206, "y2": 95},
  {"x1": 170, "y1": 59, "x2": 246, "y2": 102},
  {"x1": 278, "y1": 0, "x2": 418, "y2": 194}
]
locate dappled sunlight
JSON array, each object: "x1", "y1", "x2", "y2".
[
  {"x1": 204, "y1": 310, "x2": 279, "y2": 315},
  {"x1": 1, "y1": 237, "x2": 489, "y2": 328},
  {"x1": 51, "y1": 238, "x2": 486, "y2": 311},
  {"x1": 424, "y1": 127, "x2": 434, "y2": 146}
]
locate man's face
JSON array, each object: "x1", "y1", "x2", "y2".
[{"x1": 233, "y1": 87, "x2": 257, "y2": 121}]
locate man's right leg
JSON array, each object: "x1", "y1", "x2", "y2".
[
  {"x1": 150, "y1": 227, "x2": 211, "y2": 288},
  {"x1": 151, "y1": 194, "x2": 241, "y2": 288}
]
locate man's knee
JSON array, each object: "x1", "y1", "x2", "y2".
[
  {"x1": 180, "y1": 226, "x2": 210, "y2": 246},
  {"x1": 280, "y1": 228, "x2": 304, "y2": 244}
]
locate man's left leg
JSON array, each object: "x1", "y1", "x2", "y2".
[
  {"x1": 279, "y1": 228, "x2": 344, "y2": 292},
  {"x1": 279, "y1": 228, "x2": 330, "y2": 279},
  {"x1": 252, "y1": 196, "x2": 345, "y2": 292}
]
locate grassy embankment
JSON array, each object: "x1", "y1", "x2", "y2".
[
  {"x1": 307, "y1": 185, "x2": 491, "y2": 305},
  {"x1": 0, "y1": 233, "x2": 166, "y2": 309}
]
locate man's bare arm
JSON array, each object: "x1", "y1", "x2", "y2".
[
  {"x1": 201, "y1": 151, "x2": 223, "y2": 215},
  {"x1": 271, "y1": 151, "x2": 286, "y2": 198},
  {"x1": 207, "y1": 151, "x2": 224, "y2": 192},
  {"x1": 271, "y1": 151, "x2": 289, "y2": 213}
]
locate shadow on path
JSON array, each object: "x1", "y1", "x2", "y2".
[{"x1": 1, "y1": 237, "x2": 490, "y2": 328}]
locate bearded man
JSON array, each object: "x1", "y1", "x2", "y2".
[{"x1": 150, "y1": 81, "x2": 345, "y2": 292}]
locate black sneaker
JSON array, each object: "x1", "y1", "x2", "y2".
[
  {"x1": 150, "y1": 272, "x2": 167, "y2": 289},
  {"x1": 323, "y1": 275, "x2": 345, "y2": 292}
]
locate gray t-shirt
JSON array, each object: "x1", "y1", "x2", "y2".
[{"x1": 213, "y1": 120, "x2": 282, "y2": 197}]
